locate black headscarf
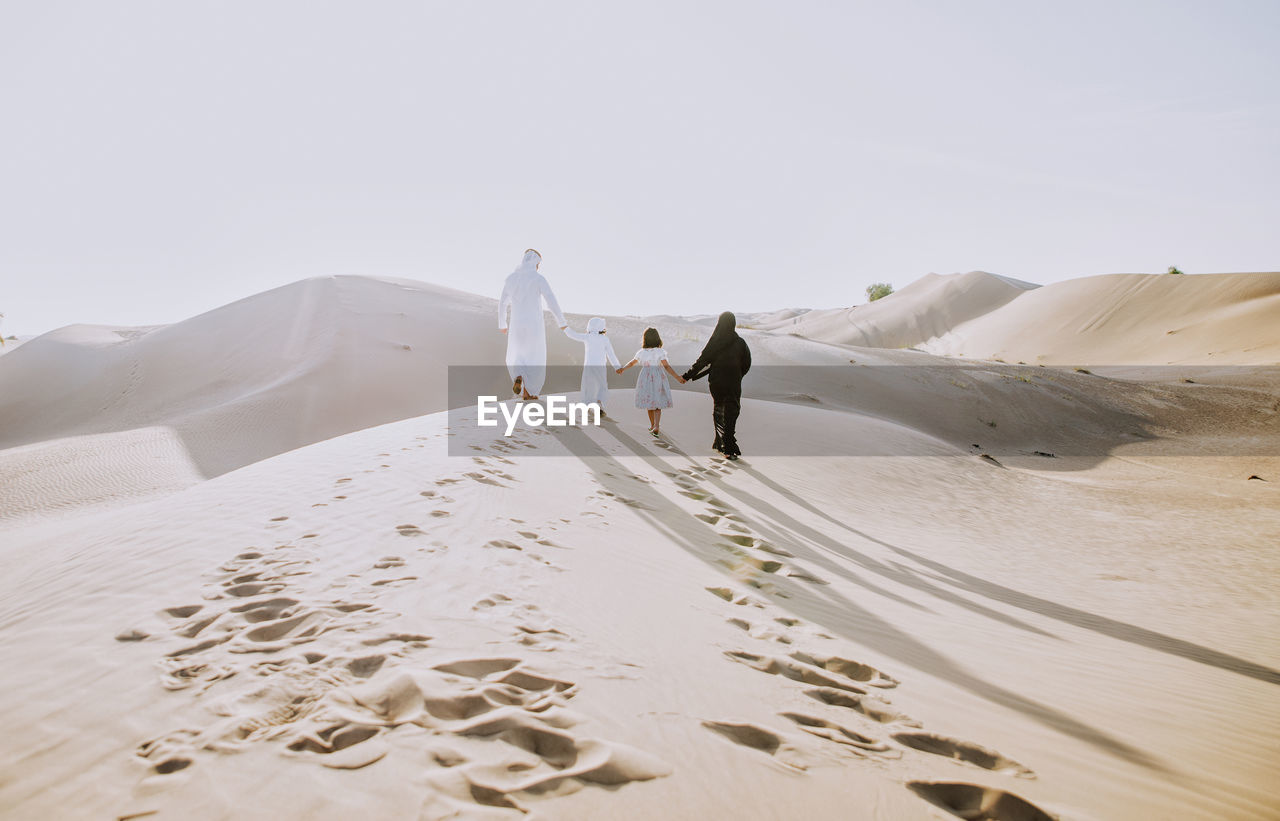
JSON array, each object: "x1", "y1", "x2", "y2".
[{"x1": 704, "y1": 311, "x2": 738, "y2": 356}]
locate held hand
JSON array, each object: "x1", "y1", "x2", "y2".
[
  {"x1": 559, "y1": 325, "x2": 567, "y2": 330},
  {"x1": 616, "y1": 368, "x2": 624, "y2": 374},
  {"x1": 500, "y1": 328, "x2": 507, "y2": 334}
]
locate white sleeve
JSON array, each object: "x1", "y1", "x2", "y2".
[
  {"x1": 539, "y1": 277, "x2": 567, "y2": 326},
  {"x1": 564, "y1": 327, "x2": 588, "y2": 341},
  {"x1": 605, "y1": 339, "x2": 621, "y2": 368},
  {"x1": 498, "y1": 281, "x2": 511, "y2": 330}
]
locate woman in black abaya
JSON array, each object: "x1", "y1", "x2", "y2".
[{"x1": 682, "y1": 312, "x2": 751, "y2": 460}]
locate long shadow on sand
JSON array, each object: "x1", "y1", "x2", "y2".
[
  {"x1": 549, "y1": 421, "x2": 1165, "y2": 771},
  {"x1": 733, "y1": 461, "x2": 1280, "y2": 689}
]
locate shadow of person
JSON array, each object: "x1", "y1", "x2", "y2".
[
  {"x1": 733, "y1": 462, "x2": 1280, "y2": 689},
  {"x1": 889, "y1": 544, "x2": 1280, "y2": 687},
  {"x1": 547, "y1": 421, "x2": 1165, "y2": 771}
]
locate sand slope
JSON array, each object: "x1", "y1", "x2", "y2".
[
  {"x1": 0, "y1": 275, "x2": 738, "y2": 504},
  {"x1": 1, "y1": 394, "x2": 1277, "y2": 820},
  {"x1": 0, "y1": 276, "x2": 503, "y2": 478},
  {"x1": 4, "y1": 274, "x2": 1276, "y2": 524},
  {"x1": 924, "y1": 272, "x2": 1280, "y2": 365},
  {"x1": 756, "y1": 272, "x2": 1037, "y2": 348},
  {"x1": 2, "y1": 273, "x2": 1279, "y2": 819}
]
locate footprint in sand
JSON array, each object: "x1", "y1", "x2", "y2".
[
  {"x1": 371, "y1": 576, "x2": 417, "y2": 588},
  {"x1": 513, "y1": 530, "x2": 565, "y2": 549},
  {"x1": 284, "y1": 658, "x2": 667, "y2": 808},
  {"x1": 483, "y1": 468, "x2": 516, "y2": 480},
  {"x1": 906, "y1": 782, "x2": 1056, "y2": 821},
  {"x1": 134, "y1": 531, "x2": 664, "y2": 817},
  {"x1": 779, "y1": 712, "x2": 893, "y2": 754},
  {"x1": 224, "y1": 581, "x2": 287, "y2": 598},
  {"x1": 892, "y1": 732, "x2": 1034, "y2": 777},
  {"x1": 714, "y1": 547, "x2": 783, "y2": 576},
  {"x1": 472, "y1": 593, "x2": 513, "y2": 610},
  {"x1": 701, "y1": 720, "x2": 808, "y2": 770},
  {"x1": 229, "y1": 598, "x2": 301, "y2": 622},
  {"x1": 803, "y1": 688, "x2": 920, "y2": 727},
  {"x1": 705, "y1": 587, "x2": 767, "y2": 608},
  {"x1": 726, "y1": 617, "x2": 793, "y2": 645},
  {"x1": 136, "y1": 730, "x2": 200, "y2": 775},
  {"x1": 725, "y1": 649, "x2": 898, "y2": 694},
  {"x1": 712, "y1": 529, "x2": 824, "y2": 584},
  {"x1": 395, "y1": 524, "x2": 424, "y2": 536},
  {"x1": 782, "y1": 568, "x2": 828, "y2": 585},
  {"x1": 788, "y1": 650, "x2": 898, "y2": 688},
  {"x1": 463, "y1": 472, "x2": 506, "y2": 487},
  {"x1": 514, "y1": 621, "x2": 572, "y2": 652},
  {"x1": 344, "y1": 654, "x2": 387, "y2": 678}
]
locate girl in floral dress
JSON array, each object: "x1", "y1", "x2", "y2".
[{"x1": 616, "y1": 327, "x2": 686, "y2": 436}]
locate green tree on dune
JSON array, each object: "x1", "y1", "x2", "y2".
[{"x1": 866, "y1": 283, "x2": 894, "y2": 302}]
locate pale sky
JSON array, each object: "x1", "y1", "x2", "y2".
[{"x1": 2, "y1": 0, "x2": 1277, "y2": 337}]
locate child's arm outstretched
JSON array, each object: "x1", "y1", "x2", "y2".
[
  {"x1": 661, "y1": 358, "x2": 688, "y2": 383},
  {"x1": 563, "y1": 326, "x2": 589, "y2": 341},
  {"x1": 616, "y1": 358, "x2": 638, "y2": 374}
]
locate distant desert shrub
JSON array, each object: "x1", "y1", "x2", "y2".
[
  {"x1": 866, "y1": 282, "x2": 894, "y2": 301},
  {"x1": 1167, "y1": 266, "x2": 1184, "y2": 275}
]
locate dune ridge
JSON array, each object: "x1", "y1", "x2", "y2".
[
  {"x1": 753, "y1": 271, "x2": 1038, "y2": 348},
  {"x1": 922, "y1": 271, "x2": 1280, "y2": 365}
]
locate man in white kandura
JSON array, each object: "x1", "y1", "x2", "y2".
[{"x1": 498, "y1": 249, "x2": 567, "y2": 400}]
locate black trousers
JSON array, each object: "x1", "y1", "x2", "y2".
[{"x1": 711, "y1": 392, "x2": 742, "y2": 456}]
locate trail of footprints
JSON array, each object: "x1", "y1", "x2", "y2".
[
  {"x1": 670, "y1": 465, "x2": 832, "y2": 587},
  {"x1": 585, "y1": 452, "x2": 1052, "y2": 817},
  {"x1": 577, "y1": 445, "x2": 1055, "y2": 815},
  {"x1": 699, "y1": 584, "x2": 1048, "y2": 818},
  {"x1": 124, "y1": 460, "x2": 668, "y2": 818},
  {"x1": 679, "y1": 470, "x2": 1048, "y2": 815},
  {"x1": 126, "y1": 432, "x2": 1051, "y2": 818}
]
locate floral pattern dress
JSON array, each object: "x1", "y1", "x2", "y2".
[{"x1": 633, "y1": 347, "x2": 673, "y2": 409}]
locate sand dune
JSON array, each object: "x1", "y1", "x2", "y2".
[
  {"x1": 0, "y1": 275, "x2": 732, "y2": 504},
  {"x1": 1, "y1": 273, "x2": 1279, "y2": 819},
  {"x1": 754, "y1": 271, "x2": 1037, "y2": 348},
  {"x1": 3, "y1": 274, "x2": 1275, "y2": 524},
  {"x1": 1, "y1": 391, "x2": 1277, "y2": 820},
  {"x1": 0, "y1": 279, "x2": 1233, "y2": 526},
  {"x1": 0, "y1": 277, "x2": 500, "y2": 477},
  {"x1": 924, "y1": 272, "x2": 1280, "y2": 365}
]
